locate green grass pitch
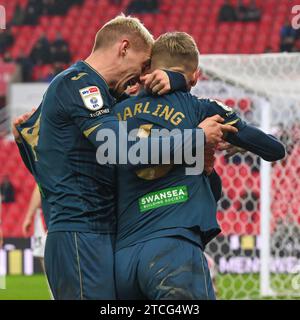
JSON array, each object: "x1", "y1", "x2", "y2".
[
  {"x1": 0, "y1": 274, "x2": 299, "y2": 300},
  {"x1": 0, "y1": 275, "x2": 51, "y2": 300}
]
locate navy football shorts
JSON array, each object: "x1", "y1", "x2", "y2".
[
  {"x1": 45, "y1": 231, "x2": 116, "y2": 300},
  {"x1": 115, "y1": 236, "x2": 215, "y2": 300}
]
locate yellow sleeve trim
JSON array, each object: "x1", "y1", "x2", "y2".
[
  {"x1": 83, "y1": 123, "x2": 102, "y2": 138},
  {"x1": 224, "y1": 118, "x2": 239, "y2": 126},
  {"x1": 71, "y1": 72, "x2": 88, "y2": 81},
  {"x1": 20, "y1": 115, "x2": 41, "y2": 161}
]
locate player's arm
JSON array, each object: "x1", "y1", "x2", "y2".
[
  {"x1": 208, "y1": 169, "x2": 222, "y2": 202},
  {"x1": 197, "y1": 98, "x2": 286, "y2": 161},
  {"x1": 15, "y1": 141, "x2": 33, "y2": 173},
  {"x1": 201, "y1": 142, "x2": 222, "y2": 202},
  {"x1": 22, "y1": 184, "x2": 41, "y2": 236},
  {"x1": 78, "y1": 114, "x2": 205, "y2": 169},
  {"x1": 60, "y1": 78, "x2": 207, "y2": 169},
  {"x1": 118, "y1": 70, "x2": 187, "y2": 101},
  {"x1": 140, "y1": 69, "x2": 187, "y2": 95},
  {"x1": 12, "y1": 109, "x2": 37, "y2": 174},
  {"x1": 72, "y1": 110, "x2": 236, "y2": 170},
  {"x1": 225, "y1": 123, "x2": 286, "y2": 161}
]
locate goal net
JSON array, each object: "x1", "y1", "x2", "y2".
[{"x1": 191, "y1": 53, "x2": 300, "y2": 299}]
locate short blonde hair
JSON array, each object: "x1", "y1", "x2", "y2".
[
  {"x1": 93, "y1": 14, "x2": 154, "y2": 51},
  {"x1": 151, "y1": 32, "x2": 199, "y2": 72}
]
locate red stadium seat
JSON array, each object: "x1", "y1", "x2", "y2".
[{"x1": 5, "y1": 0, "x2": 288, "y2": 66}]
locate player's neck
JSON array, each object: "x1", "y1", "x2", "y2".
[{"x1": 85, "y1": 53, "x2": 118, "y2": 89}]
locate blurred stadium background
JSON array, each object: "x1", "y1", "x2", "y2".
[{"x1": 0, "y1": 0, "x2": 300, "y2": 300}]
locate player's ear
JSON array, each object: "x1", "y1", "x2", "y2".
[
  {"x1": 119, "y1": 39, "x2": 130, "y2": 57},
  {"x1": 190, "y1": 69, "x2": 200, "y2": 87}
]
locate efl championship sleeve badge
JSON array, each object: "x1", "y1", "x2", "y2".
[
  {"x1": 79, "y1": 86, "x2": 104, "y2": 111},
  {"x1": 209, "y1": 98, "x2": 233, "y2": 112}
]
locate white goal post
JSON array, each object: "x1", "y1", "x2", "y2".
[{"x1": 192, "y1": 53, "x2": 300, "y2": 299}]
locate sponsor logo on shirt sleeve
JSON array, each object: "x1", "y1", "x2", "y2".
[{"x1": 79, "y1": 86, "x2": 104, "y2": 111}]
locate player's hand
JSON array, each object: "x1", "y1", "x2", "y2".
[
  {"x1": 218, "y1": 141, "x2": 247, "y2": 159},
  {"x1": 22, "y1": 215, "x2": 33, "y2": 237},
  {"x1": 204, "y1": 145, "x2": 216, "y2": 175},
  {"x1": 198, "y1": 115, "x2": 238, "y2": 146},
  {"x1": 140, "y1": 70, "x2": 171, "y2": 95},
  {"x1": 12, "y1": 108, "x2": 36, "y2": 143}
]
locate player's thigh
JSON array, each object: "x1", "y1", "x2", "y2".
[
  {"x1": 138, "y1": 237, "x2": 215, "y2": 300},
  {"x1": 76, "y1": 232, "x2": 116, "y2": 299},
  {"x1": 45, "y1": 231, "x2": 116, "y2": 300},
  {"x1": 45, "y1": 231, "x2": 81, "y2": 300},
  {"x1": 115, "y1": 244, "x2": 147, "y2": 300}
]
